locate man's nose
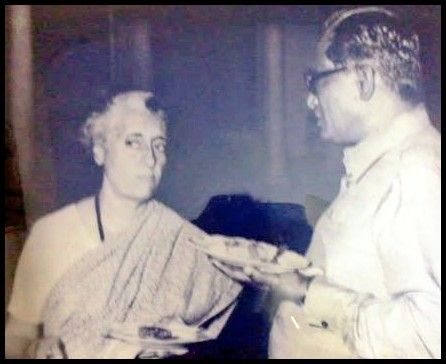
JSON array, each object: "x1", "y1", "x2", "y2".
[{"x1": 307, "y1": 92, "x2": 318, "y2": 110}]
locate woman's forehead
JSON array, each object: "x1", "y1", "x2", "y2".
[{"x1": 110, "y1": 112, "x2": 166, "y2": 138}]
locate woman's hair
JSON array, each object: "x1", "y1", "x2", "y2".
[
  {"x1": 79, "y1": 90, "x2": 166, "y2": 150},
  {"x1": 322, "y1": 7, "x2": 424, "y2": 105}
]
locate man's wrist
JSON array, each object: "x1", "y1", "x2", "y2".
[
  {"x1": 295, "y1": 274, "x2": 315, "y2": 305},
  {"x1": 300, "y1": 277, "x2": 314, "y2": 305}
]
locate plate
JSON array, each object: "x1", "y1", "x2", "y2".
[
  {"x1": 188, "y1": 235, "x2": 323, "y2": 276},
  {"x1": 105, "y1": 321, "x2": 212, "y2": 347}
]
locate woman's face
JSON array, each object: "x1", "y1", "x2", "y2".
[{"x1": 96, "y1": 112, "x2": 167, "y2": 202}]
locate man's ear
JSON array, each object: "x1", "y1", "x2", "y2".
[
  {"x1": 355, "y1": 65, "x2": 375, "y2": 101},
  {"x1": 92, "y1": 142, "x2": 105, "y2": 166}
]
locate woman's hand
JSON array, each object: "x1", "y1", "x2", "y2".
[
  {"x1": 137, "y1": 345, "x2": 189, "y2": 359},
  {"x1": 32, "y1": 336, "x2": 67, "y2": 359}
]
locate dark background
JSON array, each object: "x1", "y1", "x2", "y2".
[{"x1": 7, "y1": 5, "x2": 441, "y2": 222}]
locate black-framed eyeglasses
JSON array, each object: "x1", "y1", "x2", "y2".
[{"x1": 304, "y1": 66, "x2": 347, "y2": 94}]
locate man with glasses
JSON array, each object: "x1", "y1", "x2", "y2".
[{"x1": 214, "y1": 6, "x2": 440, "y2": 358}]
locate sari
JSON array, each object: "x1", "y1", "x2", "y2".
[{"x1": 39, "y1": 200, "x2": 241, "y2": 358}]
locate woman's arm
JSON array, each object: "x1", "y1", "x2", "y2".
[
  {"x1": 5, "y1": 314, "x2": 39, "y2": 358},
  {"x1": 5, "y1": 314, "x2": 67, "y2": 359}
]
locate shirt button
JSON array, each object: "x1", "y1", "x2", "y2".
[{"x1": 321, "y1": 321, "x2": 328, "y2": 329}]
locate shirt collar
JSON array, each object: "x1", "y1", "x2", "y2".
[{"x1": 343, "y1": 105, "x2": 431, "y2": 181}]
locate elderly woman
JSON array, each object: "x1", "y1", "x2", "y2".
[{"x1": 5, "y1": 91, "x2": 242, "y2": 359}]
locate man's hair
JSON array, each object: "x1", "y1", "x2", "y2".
[
  {"x1": 322, "y1": 7, "x2": 424, "y2": 105},
  {"x1": 79, "y1": 90, "x2": 166, "y2": 150}
]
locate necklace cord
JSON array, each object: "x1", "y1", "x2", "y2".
[{"x1": 95, "y1": 194, "x2": 105, "y2": 242}]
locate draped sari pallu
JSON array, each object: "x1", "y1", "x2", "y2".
[{"x1": 40, "y1": 201, "x2": 242, "y2": 358}]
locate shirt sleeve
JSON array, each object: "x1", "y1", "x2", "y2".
[{"x1": 303, "y1": 157, "x2": 441, "y2": 359}]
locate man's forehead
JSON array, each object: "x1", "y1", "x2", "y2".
[
  {"x1": 322, "y1": 6, "x2": 394, "y2": 37},
  {"x1": 314, "y1": 37, "x2": 336, "y2": 70},
  {"x1": 313, "y1": 10, "x2": 349, "y2": 70},
  {"x1": 314, "y1": 6, "x2": 396, "y2": 69}
]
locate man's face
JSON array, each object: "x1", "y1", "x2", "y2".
[
  {"x1": 306, "y1": 37, "x2": 364, "y2": 144},
  {"x1": 99, "y1": 112, "x2": 167, "y2": 201}
]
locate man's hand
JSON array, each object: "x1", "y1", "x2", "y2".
[
  {"x1": 210, "y1": 257, "x2": 313, "y2": 304},
  {"x1": 246, "y1": 266, "x2": 313, "y2": 304}
]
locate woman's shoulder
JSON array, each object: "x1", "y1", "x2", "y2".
[
  {"x1": 33, "y1": 204, "x2": 75, "y2": 228},
  {"x1": 154, "y1": 200, "x2": 192, "y2": 226},
  {"x1": 31, "y1": 197, "x2": 93, "y2": 237},
  {"x1": 154, "y1": 200, "x2": 206, "y2": 241}
]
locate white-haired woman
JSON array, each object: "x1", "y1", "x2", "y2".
[{"x1": 5, "y1": 91, "x2": 241, "y2": 359}]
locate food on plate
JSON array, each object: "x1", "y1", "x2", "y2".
[
  {"x1": 189, "y1": 234, "x2": 322, "y2": 275},
  {"x1": 138, "y1": 326, "x2": 177, "y2": 340}
]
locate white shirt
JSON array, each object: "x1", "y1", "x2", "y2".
[{"x1": 270, "y1": 106, "x2": 441, "y2": 359}]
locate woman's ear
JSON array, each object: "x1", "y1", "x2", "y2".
[
  {"x1": 92, "y1": 142, "x2": 105, "y2": 166},
  {"x1": 355, "y1": 64, "x2": 375, "y2": 101}
]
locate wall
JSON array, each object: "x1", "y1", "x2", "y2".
[
  {"x1": 30, "y1": 8, "x2": 440, "y2": 221},
  {"x1": 151, "y1": 22, "x2": 345, "y2": 219}
]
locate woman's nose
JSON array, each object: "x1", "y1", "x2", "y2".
[
  {"x1": 307, "y1": 92, "x2": 318, "y2": 110},
  {"x1": 145, "y1": 147, "x2": 156, "y2": 169}
]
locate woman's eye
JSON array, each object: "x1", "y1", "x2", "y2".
[
  {"x1": 125, "y1": 139, "x2": 143, "y2": 149},
  {"x1": 154, "y1": 143, "x2": 166, "y2": 153}
]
